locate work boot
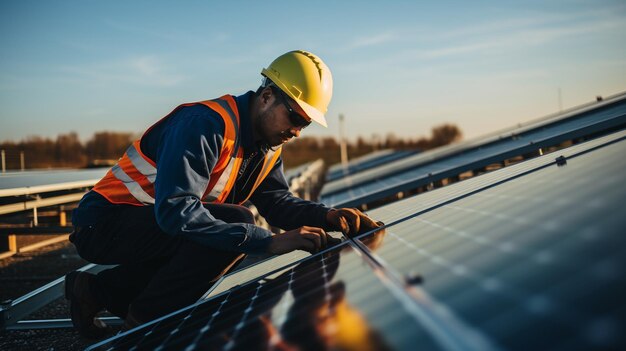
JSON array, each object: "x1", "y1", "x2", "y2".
[{"x1": 64, "y1": 271, "x2": 111, "y2": 338}]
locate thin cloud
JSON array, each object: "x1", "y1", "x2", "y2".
[
  {"x1": 429, "y1": 4, "x2": 626, "y2": 43},
  {"x1": 103, "y1": 19, "x2": 230, "y2": 47},
  {"x1": 351, "y1": 4, "x2": 626, "y2": 65},
  {"x1": 347, "y1": 32, "x2": 395, "y2": 50},
  {"x1": 130, "y1": 56, "x2": 161, "y2": 76},
  {"x1": 59, "y1": 55, "x2": 185, "y2": 87},
  {"x1": 393, "y1": 16, "x2": 625, "y2": 62},
  {"x1": 103, "y1": 19, "x2": 179, "y2": 43}
]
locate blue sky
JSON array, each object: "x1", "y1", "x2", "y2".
[{"x1": 1, "y1": 0, "x2": 625, "y2": 142}]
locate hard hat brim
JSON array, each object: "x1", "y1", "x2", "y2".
[{"x1": 294, "y1": 98, "x2": 328, "y2": 128}]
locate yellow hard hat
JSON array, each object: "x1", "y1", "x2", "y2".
[{"x1": 261, "y1": 50, "x2": 333, "y2": 127}]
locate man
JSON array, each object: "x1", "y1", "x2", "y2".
[{"x1": 66, "y1": 50, "x2": 381, "y2": 338}]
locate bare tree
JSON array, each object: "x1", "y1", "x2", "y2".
[{"x1": 428, "y1": 124, "x2": 463, "y2": 148}]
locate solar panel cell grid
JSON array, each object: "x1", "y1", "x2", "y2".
[
  {"x1": 89, "y1": 242, "x2": 443, "y2": 351},
  {"x1": 357, "y1": 136, "x2": 626, "y2": 350}
]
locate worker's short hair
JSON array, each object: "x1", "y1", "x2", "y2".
[{"x1": 255, "y1": 77, "x2": 277, "y2": 95}]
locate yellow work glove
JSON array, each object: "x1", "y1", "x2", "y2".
[{"x1": 326, "y1": 208, "x2": 382, "y2": 238}]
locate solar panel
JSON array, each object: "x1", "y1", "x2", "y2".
[
  {"x1": 323, "y1": 92, "x2": 626, "y2": 198},
  {"x1": 325, "y1": 149, "x2": 415, "y2": 182},
  {"x1": 87, "y1": 241, "x2": 446, "y2": 351},
  {"x1": 354, "y1": 131, "x2": 626, "y2": 350},
  {"x1": 283, "y1": 162, "x2": 311, "y2": 183},
  {"x1": 321, "y1": 95, "x2": 626, "y2": 208},
  {"x1": 365, "y1": 130, "x2": 626, "y2": 224},
  {"x1": 204, "y1": 246, "x2": 314, "y2": 299},
  {"x1": 0, "y1": 168, "x2": 109, "y2": 196}
]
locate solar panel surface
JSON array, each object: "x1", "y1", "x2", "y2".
[
  {"x1": 323, "y1": 93, "x2": 626, "y2": 198},
  {"x1": 283, "y1": 162, "x2": 310, "y2": 182},
  {"x1": 325, "y1": 149, "x2": 415, "y2": 182},
  {"x1": 365, "y1": 130, "x2": 626, "y2": 224},
  {"x1": 0, "y1": 167, "x2": 108, "y2": 196},
  {"x1": 321, "y1": 97, "x2": 626, "y2": 208},
  {"x1": 205, "y1": 233, "x2": 344, "y2": 298},
  {"x1": 356, "y1": 132, "x2": 626, "y2": 350},
  {"x1": 88, "y1": 241, "x2": 445, "y2": 351}
]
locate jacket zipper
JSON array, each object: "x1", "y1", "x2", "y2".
[{"x1": 231, "y1": 152, "x2": 264, "y2": 203}]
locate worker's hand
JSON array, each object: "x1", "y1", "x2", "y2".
[
  {"x1": 268, "y1": 226, "x2": 338, "y2": 255},
  {"x1": 326, "y1": 208, "x2": 382, "y2": 237}
]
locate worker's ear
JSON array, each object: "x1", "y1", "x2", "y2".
[{"x1": 260, "y1": 86, "x2": 274, "y2": 106}]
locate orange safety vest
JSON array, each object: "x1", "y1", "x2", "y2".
[{"x1": 92, "y1": 95, "x2": 282, "y2": 206}]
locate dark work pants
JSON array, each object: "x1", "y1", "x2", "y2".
[{"x1": 69, "y1": 204, "x2": 253, "y2": 323}]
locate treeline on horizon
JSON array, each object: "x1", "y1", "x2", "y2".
[{"x1": 0, "y1": 124, "x2": 461, "y2": 170}]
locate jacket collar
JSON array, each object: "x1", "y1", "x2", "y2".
[{"x1": 235, "y1": 91, "x2": 269, "y2": 156}]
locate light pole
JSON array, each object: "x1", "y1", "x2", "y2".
[{"x1": 339, "y1": 114, "x2": 349, "y2": 167}]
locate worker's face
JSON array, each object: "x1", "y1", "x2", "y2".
[{"x1": 255, "y1": 88, "x2": 311, "y2": 147}]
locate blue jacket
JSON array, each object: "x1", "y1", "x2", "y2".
[{"x1": 73, "y1": 91, "x2": 331, "y2": 254}]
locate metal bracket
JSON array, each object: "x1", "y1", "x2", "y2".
[{"x1": 0, "y1": 263, "x2": 114, "y2": 331}]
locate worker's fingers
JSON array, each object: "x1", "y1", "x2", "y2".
[
  {"x1": 301, "y1": 225, "x2": 327, "y2": 242},
  {"x1": 360, "y1": 215, "x2": 381, "y2": 231},
  {"x1": 349, "y1": 216, "x2": 361, "y2": 235},
  {"x1": 301, "y1": 232, "x2": 322, "y2": 253},
  {"x1": 307, "y1": 227, "x2": 327, "y2": 248},
  {"x1": 338, "y1": 216, "x2": 349, "y2": 235},
  {"x1": 338, "y1": 208, "x2": 361, "y2": 235},
  {"x1": 298, "y1": 237, "x2": 317, "y2": 253},
  {"x1": 306, "y1": 225, "x2": 342, "y2": 249},
  {"x1": 320, "y1": 229, "x2": 328, "y2": 248},
  {"x1": 353, "y1": 208, "x2": 367, "y2": 216}
]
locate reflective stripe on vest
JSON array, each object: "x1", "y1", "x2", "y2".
[
  {"x1": 199, "y1": 98, "x2": 241, "y2": 202},
  {"x1": 203, "y1": 148, "x2": 239, "y2": 202},
  {"x1": 126, "y1": 141, "x2": 157, "y2": 183},
  {"x1": 105, "y1": 140, "x2": 160, "y2": 205},
  {"x1": 111, "y1": 163, "x2": 155, "y2": 205}
]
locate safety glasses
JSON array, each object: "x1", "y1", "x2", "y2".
[{"x1": 276, "y1": 89, "x2": 311, "y2": 129}]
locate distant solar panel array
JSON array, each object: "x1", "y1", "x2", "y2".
[
  {"x1": 88, "y1": 95, "x2": 626, "y2": 350},
  {"x1": 321, "y1": 92, "x2": 626, "y2": 208},
  {"x1": 0, "y1": 168, "x2": 108, "y2": 197},
  {"x1": 325, "y1": 149, "x2": 416, "y2": 182}
]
